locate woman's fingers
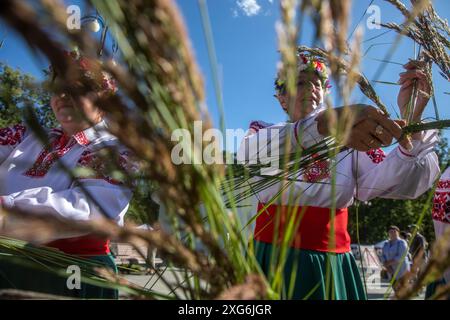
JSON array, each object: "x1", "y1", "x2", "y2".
[
  {"x1": 342, "y1": 105, "x2": 413, "y2": 151},
  {"x1": 367, "y1": 108, "x2": 402, "y2": 140},
  {"x1": 399, "y1": 69, "x2": 427, "y2": 81},
  {"x1": 400, "y1": 83, "x2": 414, "y2": 91},
  {"x1": 403, "y1": 59, "x2": 427, "y2": 70},
  {"x1": 351, "y1": 120, "x2": 387, "y2": 150},
  {"x1": 398, "y1": 69, "x2": 431, "y2": 99},
  {"x1": 399, "y1": 65, "x2": 429, "y2": 90},
  {"x1": 368, "y1": 109, "x2": 414, "y2": 150},
  {"x1": 361, "y1": 133, "x2": 382, "y2": 149},
  {"x1": 360, "y1": 118, "x2": 393, "y2": 146},
  {"x1": 371, "y1": 121, "x2": 394, "y2": 146},
  {"x1": 345, "y1": 125, "x2": 371, "y2": 151},
  {"x1": 393, "y1": 120, "x2": 414, "y2": 151},
  {"x1": 398, "y1": 78, "x2": 413, "y2": 87},
  {"x1": 395, "y1": 119, "x2": 407, "y2": 127},
  {"x1": 417, "y1": 79, "x2": 431, "y2": 93}
]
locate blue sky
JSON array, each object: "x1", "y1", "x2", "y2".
[{"x1": 1, "y1": 0, "x2": 449, "y2": 147}]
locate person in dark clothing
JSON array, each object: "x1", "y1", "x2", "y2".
[
  {"x1": 408, "y1": 224, "x2": 428, "y2": 275},
  {"x1": 400, "y1": 231, "x2": 411, "y2": 242}
]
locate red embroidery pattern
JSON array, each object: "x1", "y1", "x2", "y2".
[
  {"x1": 0, "y1": 124, "x2": 26, "y2": 146},
  {"x1": 303, "y1": 154, "x2": 330, "y2": 183},
  {"x1": 76, "y1": 149, "x2": 134, "y2": 185},
  {"x1": 432, "y1": 191, "x2": 450, "y2": 224},
  {"x1": 366, "y1": 148, "x2": 386, "y2": 164},
  {"x1": 437, "y1": 180, "x2": 450, "y2": 189},
  {"x1": 24, "y1": 133, "x2": 76, "y2": 177},
  {"x1": 74, "y1": 132, "x2": 90, "y2": 145}
]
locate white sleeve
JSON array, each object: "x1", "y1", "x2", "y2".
[
  {"x1": 1, "y1": 180, "x2": 132, "y2": 225},
  {"x1": 0, "y1": 147, "x2": 137, "y2": 240},
  {"x1": 237, "y1": 111, "x2": 325, "y2": 171},
  {"x1": 0, "y1": 124, "x2": 28, "y2": 165},
  {"x1": 355, "y1": 130, "x2": 440, "y2": 201}
]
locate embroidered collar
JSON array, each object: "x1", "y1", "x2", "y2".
[
  {"x1": 74, "y1": 120, "x2": 110, "y2": 146},
  {"x1": 51, "y1": 120, "x2": 110, "y2": 147}
]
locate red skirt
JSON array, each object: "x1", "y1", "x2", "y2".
[
  {"x1": 46, "y1": 235, "x2": 110, "y2": 256},
  {"x1": 254, "y1": 202, "x2": 351, "y2": 253}
]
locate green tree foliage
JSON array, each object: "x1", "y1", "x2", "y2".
[
  {"x1": 349, "y1": 138, "x2": 449, "y2": 244},
  {"x1": 0, "y1": 62, "x2": 56, "y2": 128},
  {"x1": 435, "y1": 136, "x2": 450, "y2": 168},
  {"x1": 125, "y1": 179, "x2": 159, "y2": 226}
]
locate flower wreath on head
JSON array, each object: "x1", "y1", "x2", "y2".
[
  {"x1": 44, "y1": 48, "x2": 117, "y2": 95},
  {"x1": 274, "y1": 53, "x2": 331, "y2": 97}
]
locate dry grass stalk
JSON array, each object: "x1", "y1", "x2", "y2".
[
  {"x1": 329, "y1": 0, "x2": 351, "y2": 56},
  {"x1": 216, "y1": 274, "x2": 267, "y2": 300},
  {"x1": 333, "y1": 28, "x2": 362, "y2": 145},
  {"x1": 382, "y1": 0, "x2": 449, "y2": 81},
  {"x1": 276, "y1": 0, "x2": 300, "y2": 116}
]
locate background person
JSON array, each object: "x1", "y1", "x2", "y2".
[{"x1": 380, "y1": 226, "x2": 411, "y2": 291}]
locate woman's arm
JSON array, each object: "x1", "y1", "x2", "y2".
[
  {"x1": 0, "y1": 180, "x2": 132, "y2": 222},
  {"x1": 237, "y1": 108, "x2": 325, "y2": 167},
  {"x1": 354, "y1": 130, "x2": 440, "y2": 201},
  {"x1": 0, "y1": 147, "x2": 137, "y2": 240},
  {"x1": 354, "y1": 59, "x2": 439, "y2": 200},
  {"x1": 316, "y1": 104, "x2": 413, "y2": 152},
  {"x1": 238, "y1": 103, "x2": 414, "y2": 166}
]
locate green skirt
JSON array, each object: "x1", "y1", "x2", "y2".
[
  {"x1": 0, "y1": 253, "x2": 118, "y2": 299},
  {"x1": 255, "y1": 241, "x2": 367, "y2": 300}
]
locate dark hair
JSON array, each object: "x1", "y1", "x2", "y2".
[
  {"x1": 408, "y1": 224, "x2": 419, "y2": 231},
  {"x1": 388, "y1": 225, "x2": 400, "y2": 232}
]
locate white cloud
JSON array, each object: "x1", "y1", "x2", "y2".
[{"x1": 236, "y1": 0, "x2": 261, "y2": 16}]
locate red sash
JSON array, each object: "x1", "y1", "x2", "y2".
[
  {"x1": 254, "y1": 202, "x2": 351, "y2": 253},
  {"x1": 46, "y1": 235, "x2": 110, "y2": 256}
]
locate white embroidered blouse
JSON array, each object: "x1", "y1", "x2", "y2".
[
  {"x1": 0, "y1": 120, "x2": 136, "y2": 240},
  {"x1": 237, "y1": 107, "x2": 440, "y2": 209}
]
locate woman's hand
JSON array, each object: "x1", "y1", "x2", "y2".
[
  {"x1": 317, "y1": 104, "x2": 413, "y2": 152},
  {"x1": 397, "y1": 60, "x2": 431, "y2": 124}
]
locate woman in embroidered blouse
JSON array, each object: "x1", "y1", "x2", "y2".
[
  {"x1": 237, "y1": 55, "x2": 440, "y2": 300},
  {"x1": 0, "y1": 50, "x2": 134, "y2": 299}
]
